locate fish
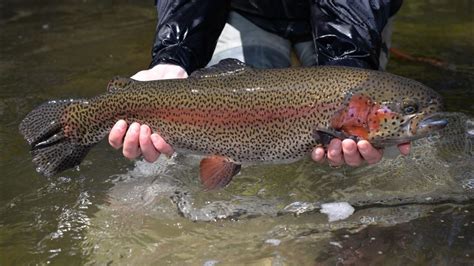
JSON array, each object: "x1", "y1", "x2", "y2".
[{"x1": 19, "y1": 59, "x2": 447, "y2": 189}]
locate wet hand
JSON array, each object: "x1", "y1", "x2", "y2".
[
  {"x1": 108, "y1": 64, "x2": 187, "y2": 161},
  {"x1": 109, "y1": 121, "x2": 174, "y2": 162},
  {"x1": 131, "y1": 63, "x2": 188, "y2": 81},
  {"x1": 311, "y1": 139, "x2": 411, "y2": 167}
]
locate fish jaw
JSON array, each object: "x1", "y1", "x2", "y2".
[
  {"x1": 366, "y1": 111, "x2": 448, "y2": 147},
  {"x1": 408, "y1": 113, "x2": 448, "y2": 139}
]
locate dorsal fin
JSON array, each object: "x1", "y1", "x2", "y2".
[
  {"x1": 190, "y1": 58, "x2": 252, "y2": 79},
  {"x1": 107, "y1": 76, "x2": 136, "y2": 92}
]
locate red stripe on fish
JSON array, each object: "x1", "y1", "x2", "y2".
[{"x1": 139, "y1": 104, "x2": 335, "y2": 126}]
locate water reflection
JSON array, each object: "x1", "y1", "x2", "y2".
[{"x1": 317, "y1": 205, "x2": 473, "y2": 265}]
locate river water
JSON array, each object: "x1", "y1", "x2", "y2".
[{"x1": 0, "y1": 0, "x2": 473, "y2": 265}]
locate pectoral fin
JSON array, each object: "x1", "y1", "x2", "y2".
[
  {"x1": 200, "y1": 155, "x2": 241, "y2": 190},
  {"x1": 313, "y1": 128, "x2": 359, "y2": 146}
]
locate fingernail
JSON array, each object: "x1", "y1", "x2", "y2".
[
  {"x1": 312, "y1": 149, "x2": 325, "y2": 163},
  {"x1": 128, "y1": 123, "x2": 139, "y2": 135},
  {"x1": 140, "y1": 125, "x2": 149, "y2": 134},
  {"x1": 357, "y1": 140, "x2": 369, "y2": 151},
  {"x1": 343, "y1": 140, "x2": 356, "y2": 153},
  {"x1": 315, "y1": 148, "x2": 325, "y2": 159},
  {"x1": 150, "y1": 133, "x2": 159, "y2": 143}
]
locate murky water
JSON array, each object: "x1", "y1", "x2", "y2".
[{"x1": 0, "y1": 0, "x2": 473, "y2": 265}]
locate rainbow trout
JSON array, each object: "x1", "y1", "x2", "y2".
[{"x1": 20, "y1": 59, "x2": 447, "y2": 189}]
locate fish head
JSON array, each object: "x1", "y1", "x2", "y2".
[
  {"x1": 330, "y1": 71, "x2": 447, "y2": 148},
  {"x1": 365, "y1": 94, "x2": 447, "y2": 147}
]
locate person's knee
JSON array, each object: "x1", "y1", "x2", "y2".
[
  {"x1": 243, "y1": 46, "x2": 291, "y2": 68},
  {"x1": 294, "y1": 41, "x2": 317, "y2": 67}
]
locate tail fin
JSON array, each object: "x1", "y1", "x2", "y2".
[{"x1": 19, "y1": 99, "x2": 93, "y2": 177}]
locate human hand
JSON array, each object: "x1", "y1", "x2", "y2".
[
  {"x1": 130, "y1": 63, "x2": 188, "y2": 81},
  {"x1": 108, "y1": 64, "x2": 188, "y2": 162},
  {"x1": 311, "y1": 139, "x2": 411, "y2": 167}
]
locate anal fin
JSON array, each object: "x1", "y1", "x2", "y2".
[{"x1": 200, "y1": 155, "x2": 241, "y2": 190}]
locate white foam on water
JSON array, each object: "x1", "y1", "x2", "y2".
[
  {"x1": 265, "y1": 239, "x2": 281, "y2": 246},
  {"x1": 320, "y1": 202, "x2": 355, "y2": 222}
]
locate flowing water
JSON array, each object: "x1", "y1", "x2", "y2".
[{"x1": 0, "y1": 0, "x2": 473, "y2": 265}]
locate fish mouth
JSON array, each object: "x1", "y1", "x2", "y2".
[
  {"x1": 415, "y1": 113, "x2": 448, "y2": 134},
  {"x1": 370, "y1": 113, "x2": 448, "y2": 148}
]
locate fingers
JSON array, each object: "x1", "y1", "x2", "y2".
[
  {"x1": 342, "y1": 139, "x2": 363, "y2": 166},
  {"x1": 312, "y1": 139, "x2": 384, "y2": 166},
  {"x1": 109, "y1": 120, "x2": 172, "y2": 162},
  {"x1": 397, "y1": 143, "x2": 411, "y2": 156},
  {"x1": 357, "y1": 140, "x2": 383, "y2": 164},
  {"x1": 109, "y1": 120, "x2": 128, "y2": 149},
  {"x1": 131, "y1": 64, "x2": 188, "y2": 81},
  {"x1": 327, "y1": 139, "x2": 344, "y2": 167},
  {"x1": 311, "y1": 147, "x2": 325, "y2": 162},
  {"x1": 122, "y1": 122, "x2": 141, "y2": 159},
  {"x1": 150, "y1": 133, "x2": 174, "y2": 157},
  {"x1": 139, "y1": 125, "x2": 160, "y2": 162}
]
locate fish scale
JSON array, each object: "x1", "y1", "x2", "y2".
[{"x1": 19, "y1": 59, "x2": 446, "y2": 189}]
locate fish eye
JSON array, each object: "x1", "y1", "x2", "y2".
[
  {"x1": 402, "y1": 98, "x2": 419, "y2": 115},
  {"x1": 403, "y1": 104, "x2": 418, "y2": 115}
]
